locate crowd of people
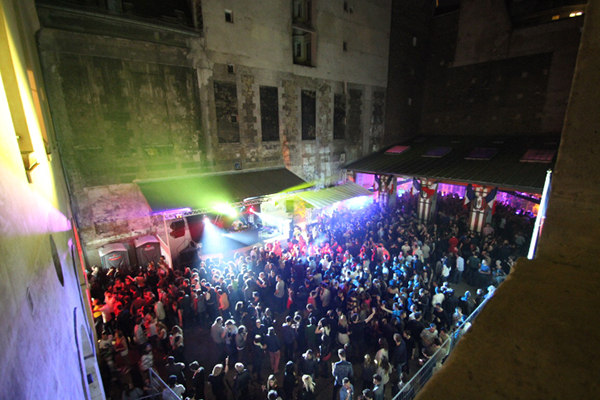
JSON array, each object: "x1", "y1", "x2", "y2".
[{"x1": 89, "y1": 192, "x2": 534, "y2": 400}]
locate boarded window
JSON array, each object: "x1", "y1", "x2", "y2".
[
  {"x1": 214, "y1": 81, "x2": 239, "y2": 143},
  {"x1": 260, "y1": 86, "x2": 280, "y2": 142},
  {"x1": 347, "y1": 89, "x2": 362, "y2": 144},
  {"x1": 301, "y1": 90, "x2": 316, "y2": 140},
  {"x1": 333, "y1": 94, "x2": 346, "y2": 140}
]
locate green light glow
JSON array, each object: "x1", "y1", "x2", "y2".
[{"x1": 213, "y1": 203, "x2": 238, "y2": 218}]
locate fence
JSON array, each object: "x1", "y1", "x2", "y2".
[
  {"x1": 392, "y1": 293, "x2": 493, "y2": 400},
  {"x1": 132, "y1": 368, "x2": 179, "y2": 400}
]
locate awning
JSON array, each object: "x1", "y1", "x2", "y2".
[
  {"x1": 136, "y1": 167, "x2": 309, "y2": 213},
  {"x1": 295, "y1": 181, "x2": 373, "y2": 208},
  {"x1": 344, "y1": 135, "x2": 559, "y2": 193}
]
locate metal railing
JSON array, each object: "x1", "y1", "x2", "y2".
[{"x1": 392, "y1": 293, "x2": 493, "y2": 400}]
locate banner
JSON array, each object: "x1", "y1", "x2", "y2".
[{"x1": 417, "y1": 178, "x2": 438, "y2": 222}]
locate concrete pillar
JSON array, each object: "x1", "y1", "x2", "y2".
[{"x1": 536, "y1": 1, "x2": 600, "y2": 267}]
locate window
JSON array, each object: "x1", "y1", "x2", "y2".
[
  {"x1": 333, "y1": 94, "x2": 346, "y2": 140},
  {"x1": 520, "y1": 149, "x2": 556, "y2": 163},
  {"x1": 385, "y1": 146, "x2": 410, "y2": 155},
  {"x1": 465, "y1": 148, "x2": 498, "y2": 161},
  {"x1": 423, "y1": 147, "x2": 452, "y2": 158},
  {"x1": 260, "y1": 86, "x2": 280, "y2": 142},
  {"x1": 225, "y1": 10, "x2": 233, "y2": 23},
  {"x1": 343, "y1": 41, "x2": 348, "y2": 52},
  {"x1": 295, "y1": 41, "x2": 302, "y2": 58},
  {"x1": 301, "y1": 90, "x2": 316, "y2": 140},
  {"x1": 293, "y1": 30, "x2": 315, "y2": 66},
  {"x1": 412, "y1": 36, "x2": 417, "y2": 46},
  {"x1": 227, "y1": 64, "x2": 235, "y2": 74},
  {"x1": 214, "y1": 81, "x2": 240, "y2": 143},
  {"x1": 333, "y1": 94, "x2": 346, "y2": 139},
  {"x1": 292, "y1": 1, "x2": 316, "y2": 66},
  {"x1": 293, "y1": 0, "x2": 313, "y2": 25}
]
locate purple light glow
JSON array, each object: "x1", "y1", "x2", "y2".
[{"x1": 157, "y1": 207, "x2": 192, "y2": 216}]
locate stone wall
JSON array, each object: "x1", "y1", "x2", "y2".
[
  {"x1": 36, "y1": 6, "x2": 387, "y2": 264},
  {"x1": 419, "y1": 7, "x2": 582, "y2": 136}
]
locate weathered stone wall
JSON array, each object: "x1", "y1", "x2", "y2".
[
  {"x1": 37, "y1": 13, "x2": 387, "y2": 263},
  {"x1": 419, "y1": 8, "x2": 582, "y2": 136},
  {"x1": 38, "y1": 29, "x2": 207, "y2": 189}
]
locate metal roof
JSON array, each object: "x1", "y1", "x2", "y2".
[
  {"x1": 344, "y1": 135, "x2": 559, "y2": 193},
  {"x1": 136, "y1": 167, "x2": 309, "y2": 213},
  {"x1": 295, "y1": 181, "x2": 373, "y2": 208}
]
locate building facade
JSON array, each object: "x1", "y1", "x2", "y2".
[{"x1": 35, "y1": 0, "x2": 391, "y2": 264}]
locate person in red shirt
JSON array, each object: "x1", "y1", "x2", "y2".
[{"x1": 448, "y1": 234, "x2": 459, "y2": 254}]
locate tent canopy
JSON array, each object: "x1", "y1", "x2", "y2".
[
  {"x1": 344, "y1": 135, "x2": 559, "y2": 193},
  {"x1": 295, "y1": 181, "x2": 373, "y2": 208},
  {"x1": 136, "y1": 167, "x2": 310, "y2": 213}
]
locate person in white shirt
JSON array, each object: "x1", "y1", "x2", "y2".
[
  {"x1": 431, "y1": 287, "x2": 445, "y2": 308},
  {"x1": 454, "y1": 254, "x2": 465, "y2": 284}
]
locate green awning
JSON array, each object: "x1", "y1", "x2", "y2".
[
  {"x1": 295, "y1": 181, "x2": 373, "y2": 208},
  {"x1": 136, "y1": 167, "x2": 309, "y2": 213}
]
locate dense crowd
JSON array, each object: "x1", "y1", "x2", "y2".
[{"x1": 89, "y1": 193, "x2": 533, "y2": 400}]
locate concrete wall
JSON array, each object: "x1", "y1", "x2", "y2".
[
  {"x1": 35, "y1": 1, "x2": 391, "y2": 264},
  {"x1": 384, "y1": 0, "x2": 436, "y2": 145},
  {"x1": 0, "y1": 0, "x2": 101, "y2": 398},
  {"x1": 201, "y1": 0, "x2": 391, "y2": 87},
  {"x1": 419, "y1": 6, "x2": 582, "y2": 136}
]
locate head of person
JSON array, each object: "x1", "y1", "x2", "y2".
[
  {"x1": 302, "y1": 374, "x2": 315, "y2": 392},
  {"x1": 373, "y1": 374, "x2": 382, "y2": 386},
  {"x1": 212, "y1": 364, "x2": 223, "y2": 376},
  {"x1": 343, "y1": 377, "x2": 352, "y2": 389}
]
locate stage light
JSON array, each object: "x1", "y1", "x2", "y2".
[
  {"x1": 203, "y1": 215, "x2": 210, "y2": 223},
  {"x1": 249, "y1": 206, "x2": 254, "y2": 213},
  {"x1": 213, "y1": 203, "x2": 238, "y2": 218}
]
